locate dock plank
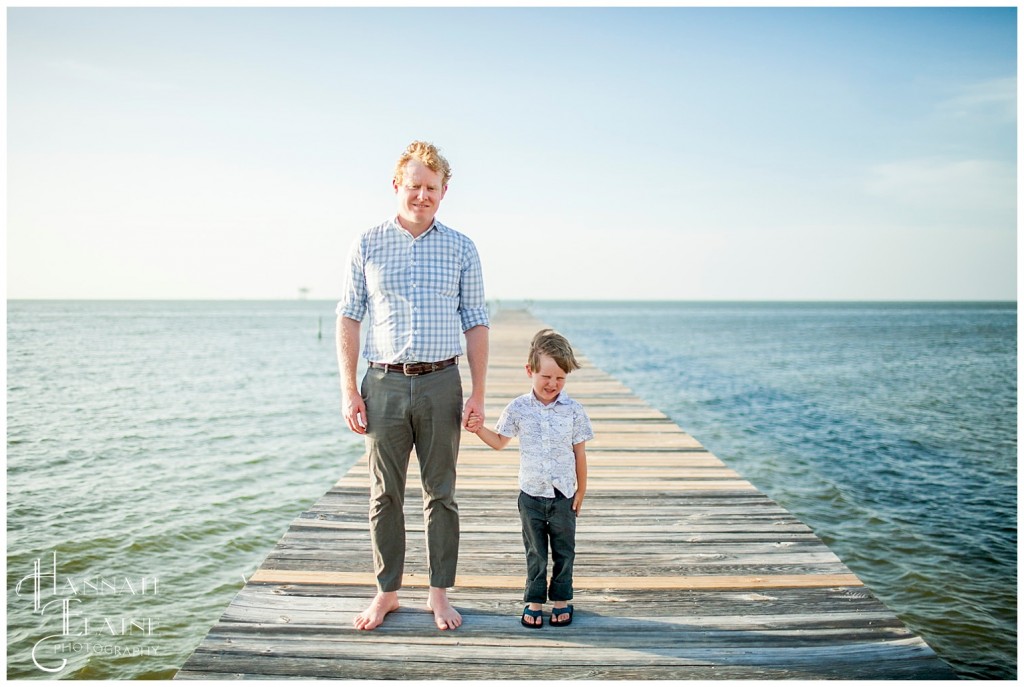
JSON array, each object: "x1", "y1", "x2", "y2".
[{"x1": 176, "y1": 309, "x2": 957, "y2": 680}]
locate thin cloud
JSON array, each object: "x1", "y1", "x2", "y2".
[
  {"x1": 937, "y1": 76, "x2": 1016, "y2": 121},
  {"x1": 865, "y1": 157, "x2": 1016, "y2": 216}
]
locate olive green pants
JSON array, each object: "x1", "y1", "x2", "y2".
[{"x1": 361, "y1": 364, "x2": 462, "y2": 592}]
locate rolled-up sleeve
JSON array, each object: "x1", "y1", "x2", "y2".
[
  {"x1": 458, "y1": 238, "x2": 489, "y2": 331},
  {"x1": 336, "y1": 237, "x2": 368, "y2": 321}
]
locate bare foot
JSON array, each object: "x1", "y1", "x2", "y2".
[
  {"x1": 551, "y1": 603, "x2": 571, "y2": 625},
  {"x1": 353, "y1": 591, "x2": 399, "y2": 630},
  {"x1": 426, "y1": 586, "x2": 462, "y2": 630}
]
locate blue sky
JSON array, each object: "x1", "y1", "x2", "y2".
[{"x1": 7, "y1": 6, "x2": 1018, "y2": 300}]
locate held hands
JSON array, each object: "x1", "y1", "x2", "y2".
[
  {"x1": 465, "y1": 415, "x2": 511, "y2": 451},
  {"x1": 465, "y1": 412, "x2": 483, "y2": 434},
  {"x1": 462, "y1": 394, "x2": 485, "y2": 432}
]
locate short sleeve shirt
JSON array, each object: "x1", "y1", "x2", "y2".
[{"x1": 495, "y1": 391, "x2": 594, "y2": 499}]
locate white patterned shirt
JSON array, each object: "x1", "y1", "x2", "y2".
[
  {"x1": 495, "y1": 391, "x2": 594, "y2": 499},
  {"x1": 337, "y1": 217, "x2": 489, "y2": 363}
]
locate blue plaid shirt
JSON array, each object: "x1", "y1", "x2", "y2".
[{"x1": 337, "y1": 217, "x2": 489, "y2": 364}]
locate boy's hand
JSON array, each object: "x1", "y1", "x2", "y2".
[
  {"x1": 572, "y1": 492, "x2": 585, "y2": 515},
  {"x1": 465, "y1": 413, "x2": 483, "y2": 434}
]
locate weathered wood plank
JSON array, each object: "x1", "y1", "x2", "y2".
[
  {"x1": 175, "y1": 309, "x2": 957, "y2": 680},
  {"x1": 208, "y1": 583, "x2": 897, "y2": 617},
  {"x1": 248, "y1": 569, "x2": 865, "y2": 589}
]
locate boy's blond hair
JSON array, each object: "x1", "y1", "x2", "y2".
[
  {"x1": 393, "y1": 140, "x2": 452, "y2": 187},
  {"x1": 529, "y1": 329, "x2": 580, "y2": 374}
]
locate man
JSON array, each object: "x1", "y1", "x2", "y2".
[{"x1": 336, "y1": 141, "x2": 489, "y2": 631}]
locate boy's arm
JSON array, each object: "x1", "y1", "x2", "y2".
[
  {"x1": 572, "y1": 442, "x2": 588, "y2": 514},
  {"x1": 466, "y1": 420, "x2": 512, "y2": 451}
]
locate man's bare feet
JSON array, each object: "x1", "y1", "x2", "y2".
[
  {"x1": 426, "y1": 586, "x2": 462, "y2": 630},
  {"x1": 353, "y1": 591, "x2": 400, "y2": 631}
]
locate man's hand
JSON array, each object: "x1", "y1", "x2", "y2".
[
  {"x1": 465, "y1": 412, "x2": 483, "y2": 434},
  {"x1": 337, "y1": 316, "x2": 366, "y2": 434},
  {"x1": 343, "y1": 393, "x2": 368, "y2": 434},
  {"x1": 462, "y1": 394, "x2": 485, "y2": 430}
]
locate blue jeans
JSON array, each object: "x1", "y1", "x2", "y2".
[{"x1": 518, "y1": 489, "x2": 576, "y2": 603}]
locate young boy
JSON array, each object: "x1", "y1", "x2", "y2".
[{"x1": 466, "y1": 329, "x2": 593, "y2": 628}]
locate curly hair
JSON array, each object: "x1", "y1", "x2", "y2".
[
  {"x1": 393, "y1": 140, "x2": 452, "y2": 187},
  {"x1": 528, "y1": 329, "x2": 581, "y2": 374}
]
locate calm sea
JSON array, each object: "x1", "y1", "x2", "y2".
[{"x1": 6, "y1": 300, "x2": 1016, "y2": 679}]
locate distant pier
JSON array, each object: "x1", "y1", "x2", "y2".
[{"x1": 176, "y1": 309, "x2": 956, "y2": 679}]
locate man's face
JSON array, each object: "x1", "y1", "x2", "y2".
[{"x1": 394, "y1": 160, "x2": 446, "y2": 230}]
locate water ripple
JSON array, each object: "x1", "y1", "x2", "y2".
[{"x1": 536, "y1": 300, "x2": 1016, "y2": 679}]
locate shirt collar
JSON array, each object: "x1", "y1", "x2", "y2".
[
  {"x1": 530, "y1": 390, "x2": 571, "y2": 407},
  {"x1": 390, "y1": 217, "x2": 447, "y2": 237}
]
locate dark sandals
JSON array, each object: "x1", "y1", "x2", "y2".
[
  {"x1": 549, "y1": 604, "x2": 574, "y2": 627},
  {"x1": 521, "y1": 604, "x2": 574, "y2": 628},
  {"x1": 521, "y1": 606, "x2": 544, "y2": 629}
]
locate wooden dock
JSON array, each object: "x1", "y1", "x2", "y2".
[{"x1": 176, "y1": 309, "x2": 957, "y2": 680}]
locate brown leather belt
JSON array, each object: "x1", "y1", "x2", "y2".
[{"x1": 369, "y1": 357, "x2": 458, "y2": 377}]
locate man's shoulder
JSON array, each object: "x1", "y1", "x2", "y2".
[
  {"x1": 432, "y1": 221, "x2": 477, "y2": 248},
  {"x1": 360, "y1": 218, "x2": 397, "y2": 238},
  {"x1": 347, "y1": 220, "x2": 395, "y2": 251}
]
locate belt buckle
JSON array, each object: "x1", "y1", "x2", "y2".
[{"x1": 402, "y1": 362, "x2": 419, "y2": 376}]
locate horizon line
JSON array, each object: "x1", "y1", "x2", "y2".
[{"x1": 6, "y1": 297, "x2": 1018, "y2": 304}]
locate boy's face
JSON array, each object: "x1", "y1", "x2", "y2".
[{"x1": 527, "y1": 354, "x2": 568, "y2": 405}]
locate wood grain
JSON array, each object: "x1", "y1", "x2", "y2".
[{"x1": 175, "y1": 309, "x2": 956, "y2": 680}]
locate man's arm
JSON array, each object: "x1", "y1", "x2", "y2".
[
  {"x1": 461, "y1": 324, "x2": 489, "y2": 428},
  {"x1": 337, "y1": 315, "x2": 367, "y2": 434}
]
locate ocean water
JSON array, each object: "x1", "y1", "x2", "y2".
[
  {"x1": 532, "y1": 300, "x2": 1017, "y2": 680},
  {"x1": 5, "y1": 300, "x2": 1016, "y2": 679},
  {"x1": 6, "y1": 301, "x2": 365, "y2": 679}
]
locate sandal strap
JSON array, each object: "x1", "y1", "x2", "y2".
[{"x1": 550, "y1": 604, "x2": 574, "y2": 625}]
